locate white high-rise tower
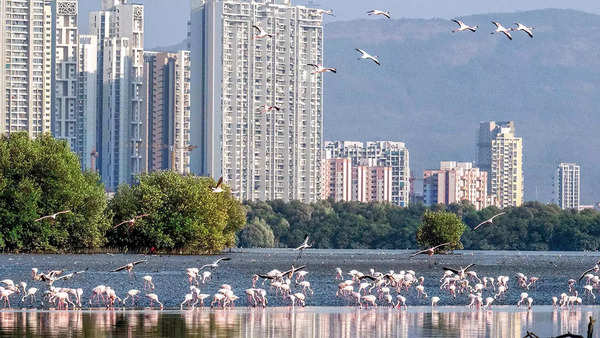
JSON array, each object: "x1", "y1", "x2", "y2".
[
  {"x1": 556, "y1": 162, "x2": 580, "y2": 210},
  {"x1": 0, "y1": 0, "x2": 54, "y2": 136},
  {"x1": 190, "y1": 0, "x2": 325, "y2": 202},
  {"x1": 89, "y1": 0, "x2": 144, "y2": 190}
]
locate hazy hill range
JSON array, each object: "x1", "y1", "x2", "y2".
[{"x1": 322, "y1": 9, "x2": 600, "y2": 203}]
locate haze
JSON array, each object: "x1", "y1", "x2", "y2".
[{"x1": 78, "y1": 0, "x2": 600, "y2": 48}]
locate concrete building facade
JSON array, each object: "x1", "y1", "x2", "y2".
[
  {"x1": 477, "y1": 121, "x2": 523, "y2": 208},
  {"x1": 76, "y1": 34, "x2": 98, "y2": 171},
  {"x1": 325, "y1": 141, "x2": 410, "y2": 207},
  {"x1": 90, "y1": 0, "x2": 145, "y2": 190},
  {"x1": 321, "y1": 158, "x2": 352, "y2": 202},
  {"x1": 0, "y1": 0, "x2": 54, "y2": 136},
  {"x1": 556, "y1": 162, "x2": 580, "y2": 210},
  {"x1": 190, "y1": 0, "x2": 325, "y2": 202},
  {"x1": 52, "y1": 0, "x2": 79, "y2": 146},
  {"x1": 142, "y1": 50, "x2": 192, "y2": 174},
  {"x1": 423, "y1": 161, "x2": 488, "y2": 210}
]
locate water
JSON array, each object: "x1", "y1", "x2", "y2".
[
  {"x1": 1, "y1": 249, "x2": 599, "y2": 336},
  {"x1": 0, "y1": 307, "x2": 597, "y2": 337}
]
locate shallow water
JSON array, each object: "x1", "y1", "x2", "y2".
[
  {"x1": 2, "y1": 249, "x2": 597, "y2": 308},
  {"x1": 0, "y1": 307, "x2": 597, "y2": 338}
]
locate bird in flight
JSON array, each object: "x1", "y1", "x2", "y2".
[
  {"x1": 307, "y1": 64, "x2": 336, "y2": 74},
  {"x1": 257, "y1": 265, "x2": 306, "y2": 281},
  {"x1": 355, "y1": 48, "x2": 381, "y2": 66},
  {"x1": 200, "y1": 257, "x2": 231, "y2": 270},
  {"x1": 491, "y1": 21, "x2": 513, "y2": 40},
  {"x1": 295, "y1": 235, "x2": 312, "y2": 259},
  {"x1": 578, "y1": 261, "x2": 600, "y2": 282},
  {"x1": 261, "y1": 105, "x2": 281, "y2": 113},
  {"x1": 512, "y1": 23, "x2": 534, "y2": 38},
  {"x1": 35, "y1": 210, "x2": 71, "y2": 222},
  {"x1": 367, "y1": 10, "x2": 391, "y2": 19},
  {"x1": 39, "y1": 270, "x2": 87, "y2": 286},
  {"x1": 473, "y1": 212, "x2": 506, "y2": 230},
  {"x1": 211, "y1": 177, "x2": 224, "y2": 193},
  {"x1": 443, "y1": 264, "x2": 476, "y2": 279},
  {"x1": 112, "y1": 260, "x2": 148, "y2": 278},
  {"x1": 451, "y1": 19, "x2": 478, "y2": 33},
  {"x1": 252, "y1": 25, "x2": 272, "y2": 39},
  {"x1": 410, "y1": 242, "x2": 454, "y2": 257},
  {"x1": 114, "y1": 214, "x2": 149, "y2": 229},
  {"x1": 316, "y1": 9, "x2": 334, "y2": 16}
]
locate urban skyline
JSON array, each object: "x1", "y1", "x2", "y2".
[{"x1": 0, "y1": 0, "x2": 594, "y2": 207}]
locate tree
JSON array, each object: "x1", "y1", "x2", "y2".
[
  {"x1": 107, "y1": 171, "x2": 246, "y2": 254},
  {"x1": 416, "y1": 211, "x2": 466, "y2": 251},
  {"x1": 238, "y1": 218, "x2": 275, "y2": 248},
  {"x1": 0, "y1": 132, "x2": 109, "y2": 252}
]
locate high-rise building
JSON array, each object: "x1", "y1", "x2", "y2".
[
  {"x1": 52, "y1": 0, "x2": 79, "y2": 147},
  {"x1": 325, "y1": 141, "x2": 410, "y2": 207},
  {"x1": 142, "y1": 51, "x2": 192, "y2": 174},
  {"x1": 90, "y1": 0, "x2": 145, "y2": 190},
  {"x1": 321, "y1": 158, "x2": 352, "y2": 201},
  {"x1": 190, "y1": 0, "x2": 325, "y2": 203},
  {"x1": 423, "y1": 161, "x2": 488, "y2": 210},
  {"x1": 477, "y1": 121, "x2": 523, "y2": 208},
  {"x1": 556, "y1": 162, "x2": 580, "y2": 210},
  {"x1": 0, "y1": 0, "x2": 54, "y2": 136},
  {"x1": 353, "y1": 165, "x2": 392, "y2": 203},
  {"x1": 76, "y1": 34, "x2": 98, "y2": 171}
]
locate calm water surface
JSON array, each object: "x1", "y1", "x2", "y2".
[
  {"x1": 0, "y1": 307, "x2": 597, "y2": 337},
  {"x1": 1, "y1": 249, "x2": 600, "y2": 337}
]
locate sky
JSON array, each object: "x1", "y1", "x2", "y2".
[{"x1": 78, "y1": 0, "x2": 600, "y2": 49}]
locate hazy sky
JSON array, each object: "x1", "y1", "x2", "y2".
[{"x1": 78, "y1": 0, "x2": 600, "y2": 49}]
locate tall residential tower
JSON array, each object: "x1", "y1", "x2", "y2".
[
  {"x1": 0, "y1": 0, "x2": 54, "y2": 136},
  {"x1": 477, "y1": 121, "x2": 523, "y2": 208},
  {"x1": 89, "y1": 0, "x2": 145, "y2": 190},
  {"x1": 556, "y1": 162, "x2": 580, "y2": 210},
  {"x1": 191, "y1": 0, "x2": 325, "y2": 202}
]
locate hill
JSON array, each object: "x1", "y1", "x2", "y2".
[{"x1": 323, "y1": 9, "x2": 600, "y2": 203}]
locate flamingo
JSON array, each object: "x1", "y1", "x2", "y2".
[
  {"x1": 367, "y1": 10, "x2": 391, "y2": 19},
  {"x1": 146, "y1": 293, "x2": 163, "y2": 310},
  {"x1": 35, "y1": 210, "x2": 71, "y2": 222},
  {"x1": 307, "y1": 64, "x2": 336, "y2": 74},
  {"x1": 512, "y1": 23, "x2": 534, "y2": 38},
  {"x1": 316, "y1": 9, "x2": 334, "y2": 16},
  {"x1": 431, "y1": 296, "x2": 440, "y2": 306},
  {"x1": 211, "y1": 177, "x2": 224, "y2": 193},
  {"x1": 411, "y1": 242, "x2": 453, "y2": 257},
  {"x1": 123, "y1": 289, "x2": 140, "y2": 306},
  {"x1": 22, "y1": 287, "x2": 38, "y2": 304},
  {"x1": 355, "y1": 48, "x2": 380, "y2": 66},
  {"x1": 451, "y1": 19, "x2": 478, "y2": 33},
  {"x1": 361, "y1": 295, "x2": 377, "y2": 309},
  {"x1": 143, "y1": 275, "x2": 155, "y2": 290},
  {"x1": 111, "y1": 260, "x2": 147, "y2": 278},
  {"x1": 474, "y1": 212, "x2": 506, "y2": 230},
  {"x1": 181, "y1": 293, "x2": 197, "y2": 310},
  {"x1": 114, "y1": 214, "x2": 149, "y2": 228},
  {"x1": 490, "y1": 22, "x2": 513, "y2": 40},
  {"x1": 252, "y1": 25, "x2": 272, "y2": 39},
  {"x1": 200, "y1": 257, "x2": 231, "y2": 270},
  {"x1": 295, "y1": 235, "x2": 312, "y2": 258}
]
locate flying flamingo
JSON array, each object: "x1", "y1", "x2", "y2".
[
  {"x1": 252, "y1": 25, "x2": 272, "y2": 39},
  {"x1": 211, "y1": 177, "x2": 224, "y2": 193},
  {"x1": 367, "y1": 10, "x2": 391, "y2": 19},
  {"x1": 200, "y1": 257, "x2": 231, "y2": 270},
  {"x1": 355, "y1": 48, "x2": 381, "y2": 66},
  {"x1": 451, "y1": 19, "x2": 478, "y2": 33},
  {"x1": 512, "y1": 23, "x2": 534, "y2": 38},
  {"x1": 111, "y1": 260, "x2": 148, "y2": 278},
  {"x1": 295, "y1": 235, "x2": 312, "y2": 258},
  {"x1": 114, "y1": 214, "x2": 149, "y2": 228},
  {"x1": 35, "y1": 210, "x2": 71, "y2": 222},
  {"x1": 307, "y1": 64, "x2": 336, "y2": 74},
  {"x1": 473, "y1": 212, "x2": 506, "y2": 230},
  {"x1": 411, "y1": 242, "x2": 453, "y2": 257},
  {"x1": 491, "y1": 22, "x2": 513, "y2": 40}
]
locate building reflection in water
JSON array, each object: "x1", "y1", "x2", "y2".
[{"x1": 0, "y1": 307, "x2": 596, "y2": 337}]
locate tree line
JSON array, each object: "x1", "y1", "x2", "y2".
[
  {"x1": 243, "y1": 199, "x2": 600, "y2": 251},
  {"x1": 0, "y1": 133, "x2": 245, "y2": 254}
]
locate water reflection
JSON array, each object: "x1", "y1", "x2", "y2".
[{"x1": 0, "y1": 307, "x2": 597, "y2": 337}]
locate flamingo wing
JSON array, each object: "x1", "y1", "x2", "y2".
[
  {"x1": 579, "y1": 267, "x2": 596, "y2": 282},
  {"x1": 215, "y1": 177, "x2": 223, "y2": 188},
  {"x1": 452, "y1": 19, "x2": 461, "y2": 26},
  {"x1": 502, "y1": 31, "x2": 513, "y2": 40},
  {"x1": 410, "y1": 249, "x2": 429, "y2": 257},
  {"x1": 34, "y1": 215, "x2": 50, "y2": 222},
  {"x1": 215, "y1": 257, "x2": 231, "y2": 264},
  {"x1": 112, "y1": 265, "x2": 129, "y2": 272},
  {"x1": 442, "y1": 267, "x2": 459, "y2": 274},
  {"x1": 433, "y1": 242, "x2": 453, "y2": 250},
  {"x1": 464, "y1": 263, "x2": 476, "y2": 272},
  {"x1": 132, "y1": 260, "x2": 148, "y2": 266}
]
